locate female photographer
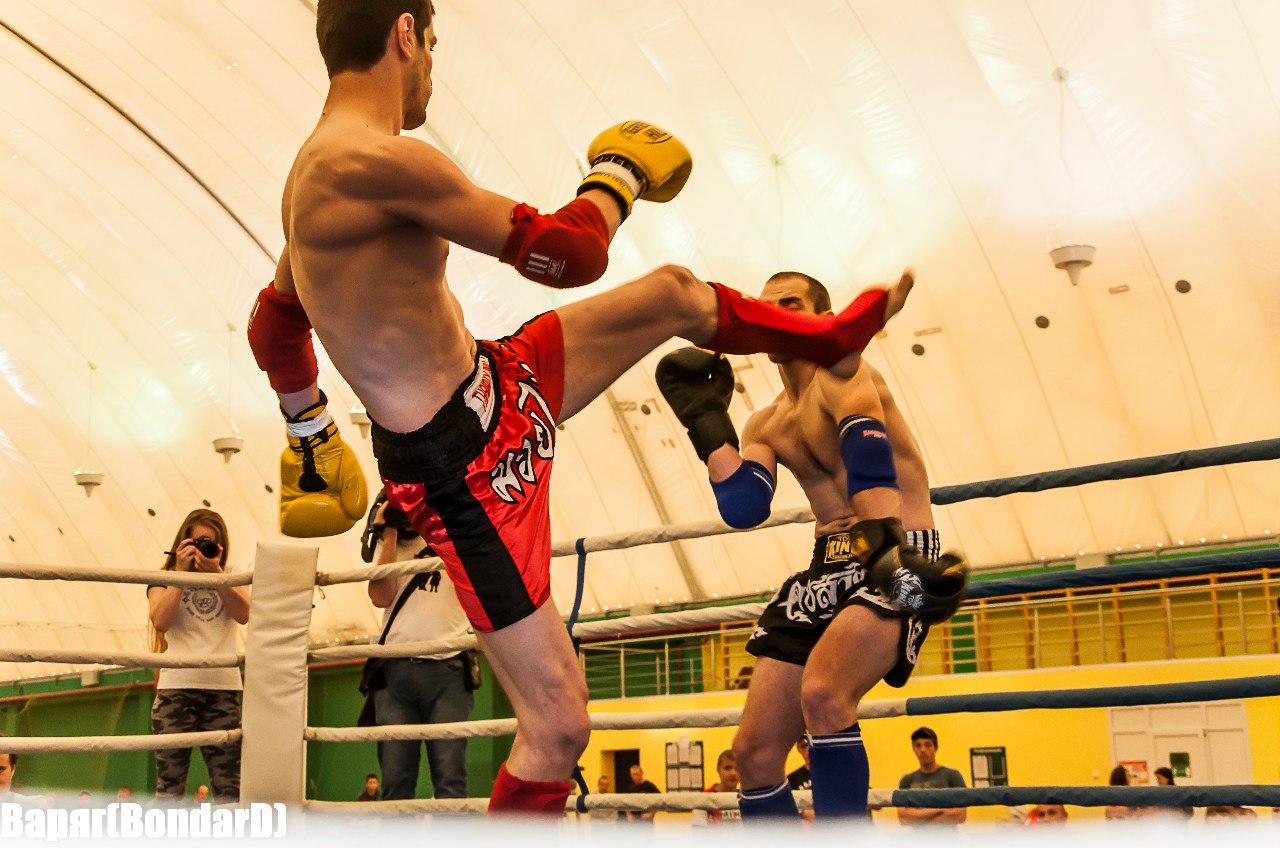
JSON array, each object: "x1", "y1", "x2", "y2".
[{"x1": 147, "y1": 509, "x2": 250, "y2": 803}]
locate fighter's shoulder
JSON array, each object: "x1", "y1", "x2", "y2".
[{"x1": 298, "y1": 130, "x2": 447, "y2": 193}]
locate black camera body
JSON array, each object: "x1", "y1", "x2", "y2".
[{"x1": 191, "y1": 537, "x2": 221, "y2": 559}]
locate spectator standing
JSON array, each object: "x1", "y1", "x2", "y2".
[
  {"x1": 355, "y1": 774, "x2": 380, "y2": 802},
  {"x1": 366, "y1": 496, "x2": 474, "y2": 800},
  {"x1": 624, "y1": 764, "x2": 660, "y2": 824},
  {"x1": 896, "y1": 727, "x2": 967, "y2": 827},
  {"x1": 147, "y1": 509, "x2": 250, "y2": 803}
]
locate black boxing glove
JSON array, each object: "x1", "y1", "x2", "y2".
[
  {"x1": 655, "y1": 347, "x2": 739, "y2": 462},
  {"x1": 851, "y1": 518, "x2": 969, "y2": 625}
]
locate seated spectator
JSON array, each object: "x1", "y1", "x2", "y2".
[
  {"x1": 193, "y1": 784, "x2": 210, "y2": 803},
  {"x1": 1027, "y1": 803, "x2": 1068, "y2": 826},
  {"x1": 589, "y1": 775, "x2": 620, "y2": 824},
  {"x1": 1152, "y1": 766, "x2": 1192, "y2": 818},
  {"x1": 1104, "y1": 765, "x2": 1134, "y2": 820},
  {"x1": 692, "y1": 750, "x2": 740, "y2": 826},
  {"x1": 147, "y1": 509, "x2": 250, "y2": 804},
  {"x1": 355, "y1": 774, "x2": 380, "y2": 802},
  {"x1": 116, "y1": 787, "x2": 133, "y2": 802}
]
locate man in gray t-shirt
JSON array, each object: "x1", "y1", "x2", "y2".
[{"x1": 897, "y1": 727, "x2": 967, "y2": 826}]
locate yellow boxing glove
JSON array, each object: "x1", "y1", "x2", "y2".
[
  {"x1": 279, "y1": 391, "x2": 368, "y2": 538},
  {"x1": 577, "y1": 121, "x2": 693, "y2": 220}
]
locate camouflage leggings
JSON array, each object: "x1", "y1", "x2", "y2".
[{"x1": 151, "y1": 688, "x2": 241, "y2": 802}]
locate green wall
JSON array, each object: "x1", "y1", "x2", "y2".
[{"x1": 0, "y1": 658, "x2": 512, "y2": 801}]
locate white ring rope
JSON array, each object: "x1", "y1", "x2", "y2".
[
  {"x1": 0, "y1": 561, "x2": 249, "y2": 587},
  {"x1": 549, "y1": 508, "x2": 816, "y2": 558},
  {"x1": 306, "y1": 790, "x2": 826, "y2": 815},
  {"x1": 0, "y1": 648, "x2": 240, "y2": 668},
  {"x1": 307, "y1": 604, "x2": 769, "y2": 663},
  {"x1": 1, "y1": 729, "x2": 242, "y2": 754},
  {"x1": 306, "y1": 702, "x2": 908, "y2": 744},
  {"x1": 318, "y1": 557, "x2": 443, "y2": 587}
]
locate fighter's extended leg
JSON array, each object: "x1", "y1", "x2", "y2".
[
  {"x1": 476, "y1": 603, "x2": 590, "y2": 816},
  {"x1": 732, "y1": 657, "x2": 806, "y2": 820},
  {"x1": 556, "y1": 266, "x2": 908, "y2": 422}
]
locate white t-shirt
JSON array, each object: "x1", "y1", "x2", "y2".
[
  {"x1": 377, "y1": 540, "x2": 471, "y2": 657},
  {"x1": 151, "y1": 563, "x2": 243, "y2": 691}
]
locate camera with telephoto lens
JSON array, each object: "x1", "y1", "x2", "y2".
[{"x1": 191, "y1": 536, "x2": 220, "y2": 559}]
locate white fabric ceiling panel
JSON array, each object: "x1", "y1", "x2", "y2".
[{"x1": 0, "y1": 0, "x2": 1275, "y2": 681}]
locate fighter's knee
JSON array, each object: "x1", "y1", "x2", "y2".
[
  {"x1": 522, "y1": 710, "x2": 590, "y2": 764},
  {"x1": 646, "y1": 264, "x2": 705, "y2": 304},
  {"x1": 801, "y1": 675, "x2": 856, "y2": 728}
]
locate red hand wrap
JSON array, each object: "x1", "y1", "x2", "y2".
[
  {"x1": 499, "y1": 198, "x2": 609, "y2": 289},
  {"x1": 246, "y1": 283, "x2": 319, "y2": 393},
  {"x1": 706, "y1": 283, "x2": 888, "y2": 367},
  {"x1": 487, "y1": 762, "x2": 572, "y2": 817}
]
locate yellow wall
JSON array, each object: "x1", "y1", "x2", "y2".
[{"x1": 580, "y1": 654, "x2": 1280, "y2": 827}]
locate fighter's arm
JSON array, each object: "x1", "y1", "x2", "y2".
[
  {"x1": 655, "y1": 348, "x2": 776, "y2": 529},
  {"x1": 339, "y1": 135, "x2": 628, "y2": 290},
  {"x1": 368, "y1": 502, "x2": 401, "y2": 609}
]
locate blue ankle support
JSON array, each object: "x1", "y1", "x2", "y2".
[
  {"x1": 737, "y1": 781, "x2": 799, "y2": 820},
  {"x1": 807, "y1": 722, "x2": 870, "y2": 818}
]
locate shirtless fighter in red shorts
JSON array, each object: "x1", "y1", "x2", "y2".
[{"x1": 247, "y1": 1, "x2": 911, "y2": 816}]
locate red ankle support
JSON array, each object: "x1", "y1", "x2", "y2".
[
  {"x1": 705, "y1": 283, "x2": 888, "y2": 367},
  {"x1": 487, "y1": 762, "x2": 572, "y2": 817}
]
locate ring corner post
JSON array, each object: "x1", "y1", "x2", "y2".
[{"x1": 239, "y1": 540, "x2": 318, "y2": 806}]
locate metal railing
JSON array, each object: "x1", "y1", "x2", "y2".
[{"x1": 579, "y1": 568, "x2": 1280, "y2": 698}]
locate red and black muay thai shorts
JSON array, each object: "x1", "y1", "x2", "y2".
[{"x1": 372, "y1": 312, "x2": 564, "y2": 632}]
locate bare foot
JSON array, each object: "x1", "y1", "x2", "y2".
[{"x1": 883, "y1": 270, "x2": 914, "y2": 323}]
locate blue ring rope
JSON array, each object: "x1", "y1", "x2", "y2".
[
  {"x1": 566, "y1": 538, "x2": 588, "y2": 651},
  {"x1": 930, "y1": 438, "x2": 1280, "y2": 505},
  {"x1": 905, "y1": 674, "x2": 1280, "y2": 716},
  {"x1": 893, "y1": 784, "x2": 1280, "y2": 808}
]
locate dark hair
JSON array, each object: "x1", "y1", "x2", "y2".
[
  {"x1": 366, "y1": 773, "x2": 378, "y2": 781},
  {"x1": 766, "y1": 271, "x2": 832, "y2": 314},
  {"x1": 1153, "y1": 766, "x2": 1174, "y2": 784},
  {"x1": 316, "y1": 0, "x2": 435, "y2": 77},
  {"x1": 1109, "y1": 765, "x2": 1129, "y2": 786},
  {"x1": 910, "y1": 726, "x2": 938, "y2": 746},
  {"x1": 150, "y1": 509, "x2": 230, "y2": 653},
  {"x1": 716, "y1": 750, "x2": 735, "y2": 768}
]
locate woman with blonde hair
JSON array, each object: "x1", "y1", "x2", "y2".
[{"x1": 147, "y1": 509, "x2": 250, "y2": 803}]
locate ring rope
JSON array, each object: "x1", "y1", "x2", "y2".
[
  {"x1": 545, "y1": 439, "x2": 1280, "y2": 557},
  {"x1": 306, "y1": 708, "x2": 748, "y2": 744},
  {"x1": 930, "y1": 438, "x2": 1280, "y2": 505},
  {"x1": 0, "y1": 562, "x2": 250, "y2": 587},
  {"x1": 305, "y1": 604, "x2": 772, "y2": 663},
  {"x1": 0, "y1": 729, "x2": 241, "y2": 754},
  {"x1": 318, "y1": 557, "x2": 442, "y2": 587},
  {"x1": 905, "y1": 674, "x2": 1280, "y2": 715},
  {"x1": 0, "y1": 648, "x2": 240, "y2": 668},
  {"x1": 303, "y1": 674, "x2": 1276, "y2": 744},
  {"x1": 305, "y1": 783, "x2": 1280, "y2": 814},
  {"x1": 892, "y1": 784, "x2": 1280, "y2": 808}
]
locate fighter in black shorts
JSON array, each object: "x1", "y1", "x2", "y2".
[{"x1": 657, "y1": 271, "x2": 967, "y2": 820}]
